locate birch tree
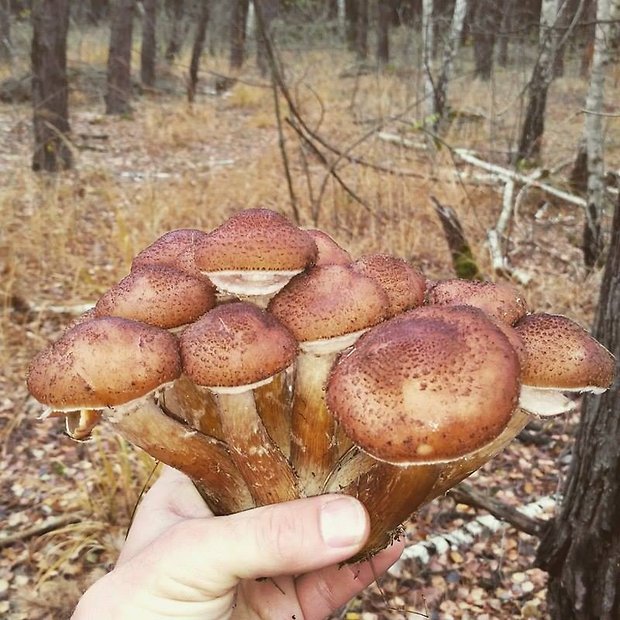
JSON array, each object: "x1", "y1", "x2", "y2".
[
  {"x1": 422, "y1": 0, "x2": 434, "y2": 122},
  {"x1": 515, "y1": 0, "x2": 565, "y2": 164},
  {"x1": 576, "y1": 0, "x2": 613, "y2": 268},
  {"x1": 433, "y1": 0, "x2": 468, "y2": 128}
]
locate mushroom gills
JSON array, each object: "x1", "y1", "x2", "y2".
[{"x1": 519, "y1": 385, "x2": 607, "y2": 417}]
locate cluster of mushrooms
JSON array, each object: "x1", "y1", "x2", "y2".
[{"x1": 27, "y1": 208, "x2": 615, "y2": 561}]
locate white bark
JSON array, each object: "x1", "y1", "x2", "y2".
[
  {"x1": 434, "y1": 0, "x2": 468, "y2": 123},
  {"x1": 421, "y1": 0, "x2": 435, "y2": 121},
  {"x1": 585, "y1": 0, "x2": 611, "y2": 222}
]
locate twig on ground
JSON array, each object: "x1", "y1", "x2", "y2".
[{"x1": 0, "y1": 515, "x2": 83, "y2": 548}]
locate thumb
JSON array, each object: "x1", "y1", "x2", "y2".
[{"x1": 140, "y1": 494, "x2": 370, "y2": 596}]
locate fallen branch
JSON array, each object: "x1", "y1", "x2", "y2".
[
  {"x1": 448, "y1": 482, "x2": 546, "y2": 537},
  {"x1": 389, "y1": 494, "x2": 555, "y2": 577},
  {"x1": 0, "y1": 515, "x2": 82, "y2": 548},
  {"x1": 376, "y1": 132, "x2": 587, "y2": 209}
]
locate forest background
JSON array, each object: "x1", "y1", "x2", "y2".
[{"x1": 1, "y1": 0, "x2": 620, "y2": 618}]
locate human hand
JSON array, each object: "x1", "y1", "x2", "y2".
[{"x1": 73, "y1": 466, "x2": 404, "y2": 619}]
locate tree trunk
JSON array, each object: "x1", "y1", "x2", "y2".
[
  {"x1": 254, "y1": 0, "x2": 278, "y2": 77},
  {"x1": 229, "y1": 0, "x2": 249, "y2": 70},
  {"x1": 344, "y1": 0, "x2": 358, "y2": 50},
  {"x1": 31, "y1": 0, "x2": 72, "y2": 172},
  {"x1": 165, "y1": 0, "x2": 185, "y2": 62},
  {"x1": 515, "y1": 0, "x2": 565, "y2": 165},
  {"x1": 580, "y1": 0, "x2": 596, "y2": 77},
  {"x1": 552, "y1": 0, "x2": 582, "y2": 77},
  {"x1": 377, "y1": 0, "x2": 391, "y2": 65},
  {"x1": 434, "y1": 0, "x2": 468, "y2": 127},
  {"x1": 472, "y1": 0, "x2": 501, "y2": 80},
  {"x1": 0, "y1": 0, "x2": 11, "y2": 62},
  {"x1": 188, "y1": 0, "x2": 210, "y2": 102},
  {"x1": 140, "y1": 0, "x2": 157, "y2": 87},
  {"x1": 326, "y1": 0, "x2": 338, "y2": 20},
  {"x1": 422, "y1": 0, "x2": 435, "y2": 121},
  {"x1": 580, "y1": 0, "x2": 611, "y2": 269},
  {"x1": 105, "y1": 0, "x2": 135, "y2": 115},
  {"x1": 537, "y1": 191, "x2": 620, "y2": 620},
  {"x1": 85, "y1": 0, "x2": 109, "y2": 24},
  {"x1": 355, "y1": 0, "x2": 368, "y2": 60},
  {"x1": 497, "y1": 0, "x2": 516, "y2": 67}
]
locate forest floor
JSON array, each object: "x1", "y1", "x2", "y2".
[{"x1": 1, "y1": 32, "x2": 619, "y2": 619}]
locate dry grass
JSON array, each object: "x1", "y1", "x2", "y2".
[{"x1": 1, "y1": 23, "x2": 618, "y2": 618}]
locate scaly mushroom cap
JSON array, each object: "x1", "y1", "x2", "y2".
[
  {"x1": 27, "y1": 317, "x2": 182, "y2": 409},
  {"x1": 179, "y1": 302, "x2": 298, "y2": 390},
  {"x1": 514, "y1": 313, "x2": 614, "y2": 391},
  {"x1": 426, "y1": 279, "x2": 528, "y2": 325},
  {"x1": 268, "y1": 264, "x2": 389, "y2": 346},
  {"x1": 94, "y1": 265, "x2": 216, "y2": 330},
  {"x1": 131, "y1": 229, "x2": 208, "y2": 275},
  {"x1": 195, "y1": 208, "x2": 317, "y2": 273},
  {"x1": 305, "y1": 229, "x2": 352, "y2": 266},
  {"x1": 326, "y1": 305, "x2": 521, "y2": 465},
  {"x1": 353, "y1": 254, "x2": 426, "y2": 317}
]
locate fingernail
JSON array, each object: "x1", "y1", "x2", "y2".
[{"x1": 319, "y1": 497, "x2": 367, "y2": 548}]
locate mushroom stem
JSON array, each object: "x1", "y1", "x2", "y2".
[
  {"x1": 423, "y1": 408, "x2": 532, "y2": 502},
  {"x1": 290, "y1": 351, "x2": 348, "y2": 496},
  {"x1": 107, "y1": 396, "x2": 254, "y2": 515},
  {"x1": 162, "y1": 374, "x2": 223, "y2": 439},
  {"x1": 215, "y1": 390, "x2": 299, "y2": 505},
  {"x1": 324, "y1": 448, "x2": 440, "y2": 561},
  {"x1": 254, "y1": 368, "x2": 294, "y2": 459}
]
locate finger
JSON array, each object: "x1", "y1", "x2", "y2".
[
  {"x1": 297, "y1": 538, "x2": 405, "y2": 620},
  {"x1": 117, "y1": 466, "x2": 213, "y2": 565},
  {"x1": 137, "y1": 494, "x2": 370, "y2": 597}
]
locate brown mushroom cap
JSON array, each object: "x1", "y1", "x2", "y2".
[
  {"x1": 94, "y1": 265, "x2": 216, "y2": 329},
  {"x1": 514, "y1": 313, "x2": 614, "y2": 390},
  {"x1": 353, "y1": 254, "x2": 426, "y2": 317},
  {"x1": 305, "y1": 229, "x2": 352, "y2": 266},
  {"x1": 267, "y1": 264, "x2": 389, "y2": 344},
  {"x1": 195, "y1": 208, "x2": 317, "y2": 272},
  {"x1": 179, "y1": 302, "x2": 298, "y2": 390},
  {"x1": 326, "y1": 305, "x2": 521, "y2": 465},
  {"x1": 131, "y1": 229, "x2": 208, "y2": 275},
  {"x1": 426, "y1": 279, "x2": 528, "y2": 325},
  {"x1": 27, "y1": 317, "x2": 182, "y2": 409}
]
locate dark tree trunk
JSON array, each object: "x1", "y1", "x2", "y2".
[
  {"x1": 497, "y1": 0, "x2": 516, "y2": 67},
  {"x1": 552, "y1": 0, "x2": 580, "y2": 77},
  {"x1": 345, "y1": 0, "x2": 358, "y2": 51},
  {"x1": 229, "y1": 0, "x2": 249, "y2": 70},
  {"x1": 255, "y1": 0, "x2": 278, "y2": 77},
  {"x1": 356, "y1": 0, "x2": 368, "y2": 60},
  {"x1": 188, "y1": 0, "x2": 210, "y2": 102},
  {"x1": 537, "y1": 194, "x2": 620, "y2": 620},
  {"x1": 140, "y1": 0, "x2": 157, "y2": 87},
  {"x1": 569, "y1": 140, "x2": 588, "y2": 194},
  {"x1": 326, "y1": 0, "x2": 338, "y2": 20},
  {"x1": 105, "y1": 0, "x2": 135, "y2": 115},
  {"x1": 31, "y1": 0, "x2": 72, "y2": 172},
  {"x1": 165, "y1": 0, "x2": 185, "y2": 62},
  {"x1": 580, "y1": 0, "x2": 596, "y2": 78},
  {"x1": 0, "y1": 0, "x2": 11, "y2": 62},
  {"x1": 472, "y1": 0, "x2": 501, "y2": 80},
  {"x1": 516, "y1": 60, "x2": 549, "y2": 164},
  {"x1": 377, "y1": 0, "x2": 391, "y2": 65}
]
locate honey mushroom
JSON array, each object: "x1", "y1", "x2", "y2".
[
  {"x1": 179, "y1": 301, "x2": 300, "y2": 505},
  {"x1": 325, "y1": 305, "x2": 522, "y2": 559},
  {"x1": 27, "y1": 316, "x2": 252, "y2": 515},
  {"x1": 25, "y1": 207, "x2": 616, "y2": 565}
]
